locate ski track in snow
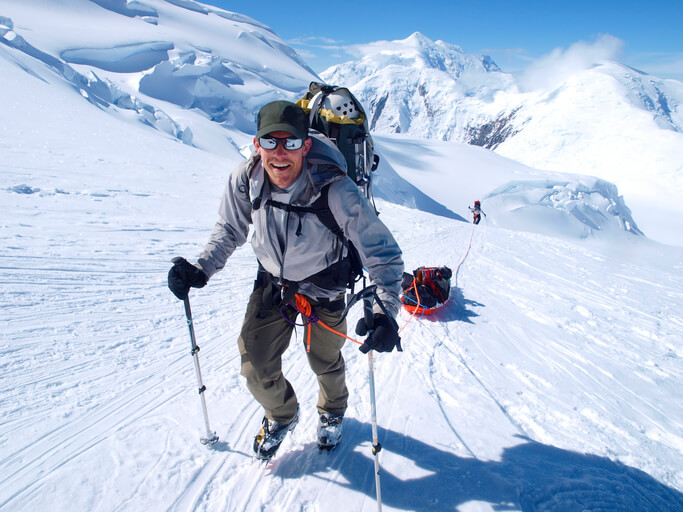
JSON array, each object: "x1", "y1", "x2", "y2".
[
  {"x1": 1, "y1": 99, "x2": 682, "y2": 511},
  {"x1": 2, "y1": 185, "x2": 683, "y2": 511}
]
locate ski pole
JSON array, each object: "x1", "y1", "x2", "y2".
[
  {"x1": 181, "y1": 295, "x2": 219, "y2": 445},
  {"x1": 363, "y1": 295, "x2": 383, "y2": 511}
]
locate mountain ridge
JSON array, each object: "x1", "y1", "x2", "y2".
[{"x1": 321, "y1": 33, "x2": 683, "y2": 245}]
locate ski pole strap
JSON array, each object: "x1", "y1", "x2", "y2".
[
  {"x1": 350, "y1": 284, "x2": 396, "y2": 326},
  {"x1": 343, "y1": 284, "x2": 400, "y2": 343},
  {"x1": 341, "y1": 284, "x2": 377, "y2": 320},
  {"x1": 363, "y1": 293, "x2": 374, "y2": 331}
]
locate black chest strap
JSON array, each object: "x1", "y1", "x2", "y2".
[{"x1": 264, "y1": 184, "x2": 342, "y2": 238}]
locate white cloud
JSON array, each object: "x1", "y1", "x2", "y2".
[
  {"x1": 284, "y1": 36, "x2": 359, "y2": 72},
  {"x1": 518, "y1": 34, "x2": 624, "y2": 91},
  {"x1": 627, "y1": 52, "x2": 683, "y2": 82},
  {"x1": 287, "y1": 35, "x2": 343, "y2": 46}
]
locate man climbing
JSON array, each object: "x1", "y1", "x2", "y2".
[
  {"x1": 168, "y1": 100, "x2": 403, "y2": 460},
  {"x1": 469, "y1": 200, "x2": 487, "y2": 225}
]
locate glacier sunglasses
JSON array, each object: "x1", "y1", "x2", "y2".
[{"x1": 258, "y1": 136, "x2": 304, "y2": 150}]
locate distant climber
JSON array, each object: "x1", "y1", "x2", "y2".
[{"x1": 469, "y1": 200, "x2": 486, "y2": 225}]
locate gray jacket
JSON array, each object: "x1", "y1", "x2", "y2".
[{"x1": 197, "y1": 134, "x2": 404, "y2": 317}]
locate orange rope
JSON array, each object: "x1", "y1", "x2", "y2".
[
  {"x1": 293, "y1": 293, "x2": 364, "y2": 351},
  {"x1": 454, "y1": 223, "x2": 475, "y2": 288},
  {"x1": 398, "y1": 278, "x2": 421, "y2": 334}
]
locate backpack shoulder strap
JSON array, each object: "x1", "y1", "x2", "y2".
[
  {"x1": 310, "y1": 184, "x2": 364, "y2": 287},
  {"x1": 263, "y1": 183, "x2": 343, "y2": 240},
  {"x1": 309, "y1": 184, "x2": 344, "y2": 239}
]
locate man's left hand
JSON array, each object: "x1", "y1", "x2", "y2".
[{"x1": 355, "y1": 313, "x2": 402, "y2": 354}]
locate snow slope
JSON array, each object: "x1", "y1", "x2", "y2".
[
  {"x1": 373, "y1": 134, "x2": 643, "y2": 241},
  {"x1": 1, "y1": 0, "x2": 319, "y2": 155},
  {"x1": 2, "y1": 113, "x2": 682, "y2": 509},
  {"x1": 1, "y1": 3, "x2": 683, "y2": 512}
]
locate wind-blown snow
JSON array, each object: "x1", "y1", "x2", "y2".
[
  {"x1": 1, "y1": 0, "x2": 319, "y2": 155},
  {"x1": 516, "y1": 34, "x2": 625, "y2": 92},
  {"x1": 1, "y1": 2, "x2": 682, "y2": 511}
]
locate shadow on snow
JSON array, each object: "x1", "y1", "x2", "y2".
[
  {"x1": 273, "y1": 418, "x2": 683, "y2": 511},
  {"x1": 401, "y1": 287, "x2": 482, "y2": 325}
]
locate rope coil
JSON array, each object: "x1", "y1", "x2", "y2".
[{"x1": 283, "y1": 293, "x2": 364, "y2": 351}]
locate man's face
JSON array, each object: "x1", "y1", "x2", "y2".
[{"x1": 254, "y1": 131, "x2": 312, "y2": 189}]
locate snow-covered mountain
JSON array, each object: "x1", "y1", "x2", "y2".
[
  {"x1": 321, "y1": 32, "x2": 512, "y2": 138},
  {"x1": 1, "y1": 1, "x2": 647, "y2": 244},
  {"x1": 321, "y1": 33, "x2": 683, "y2": 246},
  {"x1": 2, "y1": 2, "x2": 683, "y2": 511}
]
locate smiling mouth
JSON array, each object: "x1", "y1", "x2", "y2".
[{"x1": 271, "y1": 163, "x2": 291, "y2": 170}]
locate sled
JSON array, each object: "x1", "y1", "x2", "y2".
[
  {"x1": 400, "y1": 266, "x2": 452, "y2": 316},
  {"x1": 401, "y1": 302, "x2": 444, "y2": 316}
]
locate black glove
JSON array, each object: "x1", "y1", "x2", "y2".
[
  {"x1": 355, "y1": 313, "x2": 402, "y2": 354},
  {"x1": 168, "y1": 257, "x2": 207, "y2": 300}
]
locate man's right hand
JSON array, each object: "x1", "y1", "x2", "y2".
[{"x1": 168, "y1": 257, "x2": 207, "y2": 300}]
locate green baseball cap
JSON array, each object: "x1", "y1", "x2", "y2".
[{"x1": 256, "y1": 100, "x2": 309, "y2": 140}]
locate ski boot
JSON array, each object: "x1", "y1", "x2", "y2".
[
  {"x1": 317, "y1": 412, "x2": 343, "y2": 451},
  {"x1": 253, "y1": 410, "x2": 298, "y2": 462}
]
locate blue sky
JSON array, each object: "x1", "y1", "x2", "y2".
[{"x1": 202, "y1": 1, "x2": 683, "y2": 81}]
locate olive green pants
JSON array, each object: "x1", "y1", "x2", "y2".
[{"x1": 237, "y1": 286, "x2": 349, "y2": 424}]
